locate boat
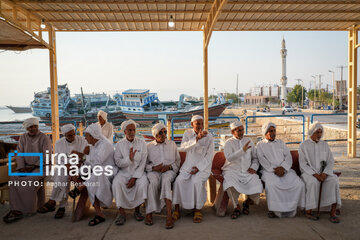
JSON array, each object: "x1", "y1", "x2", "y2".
[
  {"x1": 114, "y1": 89, "x2": 230, "y2": 123},
  {"x1": 6, "y1": 106, "x2": 32, "y2": 113}
]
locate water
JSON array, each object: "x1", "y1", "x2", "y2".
[{"x1": 0, "y1": 107, "x2": 33, "y2": 122}]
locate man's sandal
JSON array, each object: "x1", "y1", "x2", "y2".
[
  {"x1": 242, "y1": 202, "x2": 250, "y2": 215},
  {"x1": 134, "y1": 211, "x2": 145, "y2": 221},
  {"x1": 54, "y1": 207, "x2": 65, "y2": 219},
  {"x1": 305, "y1": 212, "x2": 319, "y2": 221},
  {"x1": 37, "y1": 202, "x2": 56, "y2": 214},
  {"x1": 3, "y1": 211, "x2": 23, "y2": 224},
  {"x1": 68, "y1": 187, "x2": 80, "y2": 199},
  {"x1": 172, "y1": 211, "x2": 180, "y2": 222},
  {"x1": 231, "y1": 209, "x2": 241, "y2": 219},
  {"x1": 115, "y1": 214, "x2": 126, "y2": 225},
  {"x1": 329, "y1": 216, "x2": 340, "y2": 224},
  {"x1": 144, "y1": 214, "x2": 153, "y2": 226},
  {"x1": 267, "y1": 211, "x2": 277, "y2": 218},
  {"x1": 165, "y1": 218, "x2": 174, "y2": 229},
  {"x1": 88, "y1": 215, "x2": 105, "y2": 226},
  {"x1": 193, "y1": 212, "x2": 203, "y2": 223}
]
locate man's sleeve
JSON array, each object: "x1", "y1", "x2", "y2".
[
  {"x1": 195, "y1": 136, "x2": 214, "y2": 172},
  {"x1": 323, "y1": 143, "x2": 335, "y2": 176},
  {"x1": 280, "y1": 141, "x2": 292, "y2": 171},
  {"x1": 298, "y1": 143, "x2": 316, "y2": 175},
  {"x1": 256, "y1": 144, "x2": 274, "y2": 173},
  {"x1": 178, "y1": 131, "x2": 198, "y2": 152},
  {"x1": 133, "y1": 141, "x2": 147, "y2": 179},
  {"x1": 114, "y1": 142, "x2": 132, "y2": 168},
  {"x1": 16, "y1": 135, "x2": 25, "y2": 170}
]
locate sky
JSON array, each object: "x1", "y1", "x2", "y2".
[{"x1": 0, "y1": 30, "x2": 350, "y2": 106}]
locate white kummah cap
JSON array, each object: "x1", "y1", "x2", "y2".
[
  {"x1": 191, "y1": 115, "x2": 203, "y2": 122},
  {"x1": 85, "y1": 123, "x2": 103, "y2": 140},
  {"x1": 262, "y1": 122, "x2": 276, "y2": 136},
  {"x1": 97, "y1": 110, "x2": 108, "y2": 122},
  {"x1": 308, "y1": 121, "x2": 323, "y2": 137},
  {"x1": 230, "y1": 120, "x2": 243, "y2": 130},
  {"x1": 120, "y1": 119, "x2": 137, "y2": 132},
  {"x1": 23, "y1": 117, "x2": 39, "y2": 129},
  {"x1": 152, "y1": 123, "x2": 167, "y2": 137},
  {"x1": 61, "y1": 124, "x2": 75, "y2": 134}
]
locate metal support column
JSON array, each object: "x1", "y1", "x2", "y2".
[
  {"x1": 49, "y1": 26, "x2": 59, "y2": 149},
  {"x1": 348, "y1": 25, "x2": 358, "y2": 158}
]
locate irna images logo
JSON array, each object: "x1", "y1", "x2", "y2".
[{"x1": 8, "y1": 151, "x2": 43, "y2": 176}]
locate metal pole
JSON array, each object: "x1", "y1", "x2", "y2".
[{"x1": 329, "y1": 70, "x2": 335, "y2": 111}]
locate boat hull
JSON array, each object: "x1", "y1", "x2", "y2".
[{"x1": 6, "y1": 106, "x2": 32, "y2": 113}]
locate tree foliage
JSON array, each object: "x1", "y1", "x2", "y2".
[{"x1": 286, "y1": 84, "x2": 307, "y2": 105}]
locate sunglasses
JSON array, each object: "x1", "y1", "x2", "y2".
[{"x1": 158, "y1": 130, "x2": 167, "y2": 135}]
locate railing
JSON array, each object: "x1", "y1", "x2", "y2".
[{"x1": 245, "y1": 114, "x2": 305, "y2": 143}]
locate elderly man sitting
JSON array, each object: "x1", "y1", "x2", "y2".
[
  {"x1": 299, "y1": 122, "x2": 341, "y2": 223},
  {"x1": 112, "y1": 120, "x2": 148, "y2": 226},
  {"x1": 172, "y1": 115, "x2": 214, "y2": 223},
  {"x1": 145, "y1": 123, "x2": 180, "y2": 229},
  {"x1": 68, "y1": 123, "x2": 117, "y2": 226},
  {"x1": 256, "y1": 122, "x2": 305, "y2": 218},
  {"x1": 97, "y1": 110, "x2": 114, "y2": 143},
  {"x1": 3, "y1": 117, "x2": 52, "y2": 223},
  {"x1": 222, "y1": 121, "x2": 263, "y2": 219},
  {"x1": 37, "y1": 124, "x2": 88, "y2": 219}
]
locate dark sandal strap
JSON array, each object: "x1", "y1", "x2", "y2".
[{"x1": 88, "y1": 215, "x2": 105, "y2": 226}]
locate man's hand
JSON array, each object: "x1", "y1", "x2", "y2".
[
  {"x1": 320, "y1": 173, "x2": 328, "y2": 181},
  {"x1": 129, "y1": 147, "x2": 137, "y2": 161},
  {"x1": 313, "y1": 173, "x2": 322, "y2": 182},
  {"x1": 160, "y1": 165, "x2": 171, "y2": 173},
  {"x1": 83, "y1": 146, "x2": 90, "y2": 155},
  {"x1": 25, "y1": 166, "x2": 35, "y2": 173},
  {"x1": 274, "y1": 166, "x2": 285, "y2": 177},
  {"x1": 243, "y1": 141, "x2": 252, "y2": 152},
  {"x1": 127, "y1": 178, "x2": 137, "y2": 188},
  {"x1": 152, "y1": 163, "x2": 163, "y2": 172},
  {"x1": 190, "y1": 166, "x2": 199, "y2": 175},
  {"x1": 196, "y1": 130, "x2": 208, "y2": 142},
  {"x1": 247, "y1": 168, "x2": 256, "y2": 174},
  {"x1": 18, "y1": 168, "x2": 25, "y2": 173},
  {"x1": 71, "y1": 150, "x2": 84, "y2": 159}
]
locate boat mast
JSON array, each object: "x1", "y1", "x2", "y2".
[{"x1": 80, "y1": 87, "x2": 87, "y2": 122}]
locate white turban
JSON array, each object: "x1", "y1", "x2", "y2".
[
  {"x1": 308, "y1": 121, "x2": 323, "y2": 137},
  {"x1": 120, "y1": 119, "x2": 137, "y2": 132},
  {"x1": 262, "y1": 122, "x2": 276, "y2": 136},
  {"x1": 85, "y1": 123, "x2": 103, "y2": 140},
  {"x1": 191, "y1": 115, "x2": 203, "y2": 122},
  {"x1": 152, "y1": 123, "x2": 166, "y2": 137},
  {"x1": 61, "y1": 124, "x2": 75, "y2": 134},
  {"x1": 230, "y1": 120, "x2": 243, "y2": 130},
  {"x1": 23, "y1": 117, "x2": 39, "y2": 129},
  {"x1": 97, "y1": 110, "x2": 108, "y2": 122}
]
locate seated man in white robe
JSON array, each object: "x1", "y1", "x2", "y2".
[
  {"x1": 145, "y1": 123, "x2": 180, "y2": 229},
  {"x1": 173, "y1": 115, "x2": 214, "y2": 223},
  {"x1": 97, "y1": 110, "x2": 114, "y2": 143},
  {"x1": 299, "y1": 122, "x2": 341, "y2": 223},
  {"x1": 112, "y1": 120, "x2": 148, "y2": 226},
  {"x1": 37, "y1": 124, "x2": 88, "y2": 219},
  {"x1": 3, "y1": 117, "x2": 52, "y2": 223},
  {"x1": 256, "y1": 122, "x2": 305, "y2": 218},
  {"x1": 68, "y1": 123, "x2": 117, "y2": 226},
  {"x1": 222, "y1": 121, "x2": 263, "y2": 219}
]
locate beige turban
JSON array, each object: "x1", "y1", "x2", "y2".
[
  {"x1": 308, "y1": 121, "x2": 323, "y2": 137},
  {"x1": 23, "y1": 117, "x2": 39, "y2": 129},
  {"x1": 191, "y1": 115, "x2": 203, "y2": 122},
  {"x1": 262, "y1": 122, "x2": 276, "y2": 136},
  {"x1": 61, "y1": 124, "x2": 75, "y2": 134},
  {"x1": 120, "y1": 119, "x2": 137, "y2": 132},
  {"x1": 97, "y1": 110, "x2": 108, "y2": 122},
  {"x1": 230, "y1": 120, "x2": 243, "y2": 130},
  {"x1": 85, "y1": 123, "x2": 103, "y2": 140},
  {"x1": 152, "y1": 123, "x2": 166, "y2": 137}
]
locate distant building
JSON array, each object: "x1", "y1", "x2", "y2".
[{"x1": 244, "y1": 84, "x2": 292, "y2": 105}]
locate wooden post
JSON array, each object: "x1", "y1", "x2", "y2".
[
  {"x1": 167, "y1": 119, "x2": 171, "y2": 140},
  {"x1": 49, "y1": 26, "x2": 59, "y2": 149},
  {"x1": 348, "y1": 26, "x2": 358, "y2": 158},
  {"x1": 79, "y1": 122, "x2": 84, "y2": 136},
  {"x1": 203, "y1": 30, "x2": 209, "y2": 130}
]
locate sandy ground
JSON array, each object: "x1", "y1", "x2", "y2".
[{"x1": 0, "y1": 144, "x2": 359, "y2": 240}]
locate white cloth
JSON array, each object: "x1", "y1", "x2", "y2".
[
  {"x1": 23, "y1": 117, "x2": 39, "y2": 129},
  {"x1": 60, "y1": 124, "x2": 75, "y2": 134},
  {"x1": 230, "y1": 120, "x2": 243, "y2": 130},
  {"x1": 97, "y1": 110, "x2": 108, "y2": 121},
  {"x1": 191, "y1": 115, "x2": 203, "y2": 122},
  {"x1": 85, "y1": 123, "x2": 104, "y2": 140},
  {"x1": 112, "y1": 137, "x2": 148, "y2": 209},
  {"x1": 256, "y1": 139, "x2": 305, "y2": 215},
  {"x1": 120, "y1": 119, "x2": 137, "y2": 132},
  {"x1": 299, "y1": 139, "x2": 341, "y2": 210},
  {"x1": 222, "y1": 137, "x2": 263, "y2": 199},
  {"x1": 84, "y1": 139, "x2": 117, "y2": 207},
  {"x1": 173, "y1": 129, "x2": 214, "y2": 209},
  {"x1": 262, "y1": 122, "x2": 276, "y2": 136},
  {"x1": 50, "y1": 136, "x2": 88, "y2": 205},
  {"x1": 308, "y1": 121, "x2": 323, "y2": 137},
  {"x1": 145, "y1": 139, "x2": 180, "y2": 213},
  {"x1": 97, "y1": 122, "x2": 114, "y2": 143},
  {"x1": 151, "y1": 123, "x2": 166, "y2": 137}
]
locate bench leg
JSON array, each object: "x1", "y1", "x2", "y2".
[
  {"x1": 213, "y1": 184, "x2": 229, "y2": 217},
  {"x1": 72, "y1": 188, "x2": 90, "y2": 222}
]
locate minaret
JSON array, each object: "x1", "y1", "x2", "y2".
[{"x1": 280, "y1": 37, "x2": 287, "y2": 106}]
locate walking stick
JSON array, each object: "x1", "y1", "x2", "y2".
[{"x1": 316, "y1": 161, "x2": 326, "y2": 218}]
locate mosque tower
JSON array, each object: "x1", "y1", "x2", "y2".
[{"x1": 280, "y1": 37, "x2": 287, "y2": 106}]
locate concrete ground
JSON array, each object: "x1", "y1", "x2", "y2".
[{"x1": 0, "y1": 144, "x2": 359, "y2": 240}]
